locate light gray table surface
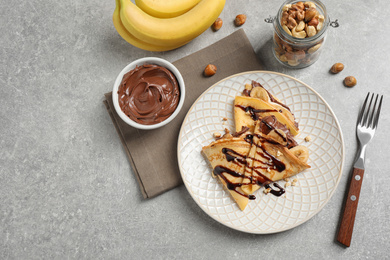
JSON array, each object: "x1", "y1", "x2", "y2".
[{"x1": 1, "y1": 0, "x2": 389, "y2": 259}]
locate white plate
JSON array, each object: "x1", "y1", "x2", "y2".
[{"x1": 177, "y1": 71, "x2": 344, "y2": 234}]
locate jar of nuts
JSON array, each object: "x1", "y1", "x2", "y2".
[{"x1": 272, "y1": 0, "x2": 329, "y2": 68}]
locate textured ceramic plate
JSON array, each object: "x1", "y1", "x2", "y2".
[{"x1": 177, "y1": 71, "x2": 344, "y2": 234}]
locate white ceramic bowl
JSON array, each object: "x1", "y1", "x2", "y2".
[{"x1": 112, "y1": 57, "x2": 185, "y2": 130}]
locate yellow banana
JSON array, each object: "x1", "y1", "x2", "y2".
[
  {"x1": 289, "y1": 145, "x2": 309, "y2": 163},
  {"x1": 120, "y1": 0, "x2": 226, "y2": 47},
  {"x1": 135, "y1": 0, "x2": 201, "y2": 18},
  {"x1": 112, "y1": 0, "x2": 188, "y2": 51}
]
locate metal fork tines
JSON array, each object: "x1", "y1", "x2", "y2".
[
  {"x1": 337, "y1": 92, "x2": 383, "y2": 247},
  {"x1": 354, "y1": 92, "x2": 383, "y2": 169}
]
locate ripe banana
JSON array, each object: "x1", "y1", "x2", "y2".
[
  {"x1": 113, "y1": 0, "x2": 188, "y2": 51},
  {"x1": 289, "y1": 145, "x2": 309, "y2": 163},
  {"x1": 120, "y1": 0, "x2": 226, "y2": 47},
  {"x1": 135, "y1": 0, "x2": 201, "y2": 18}
]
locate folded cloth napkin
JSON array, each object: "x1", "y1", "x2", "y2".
[{"x1": 103, "y1": 29, "x2": 264, "y2": 199}]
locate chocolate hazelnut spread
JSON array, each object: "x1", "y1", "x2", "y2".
[{"x1": 118, "y1": 64, "x2": 180, "y2": 125}]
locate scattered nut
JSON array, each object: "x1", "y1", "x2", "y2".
[
  {"x1": 304, "y1": 135, "x2": 312, "y2": 142},
  {"x1": 222, "y1": 117, "x2": 228, "y2": 121},
  {"x1": 213, "y1": 132, "x2": 221, "y2": 138},
  {"x1": 276, "y1": 150, "x2": 282, "y2": 157},
  {"x1": 330, "y1": 63, "x2": 344, "y2": 74},
  {"x1": 204, "y1": 64, "x2": 217, "y2": 77},
  {"x1": 235, "y1": 14, "x2": 246, "y2": 26},
  {"x1": 263, "y1": 188, "x2": 272, "y2": 194},
  {"x1": 344, "y1": 76, "x2": 357, "y2": 87},
  {"x1": 285, "y1": 182, "x2": 291, "y2": 188},
  {"x1": 212, "y1": 18, "x2": 223, "y2": 31}
]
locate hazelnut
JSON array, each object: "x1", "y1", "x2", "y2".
[
  {"x1": 235, "y1": 14, "x2": 246, "y2": 26},
  {"x1": 330, "y1": 63, "x2": 344, "y2": 74},
  {"x1": 344, "y1": 76, "x2": 357, "y2": 87},
  {"x1": 307, "y1": 17, "x2": 319, "y2": 27},
  {"x1": 212, "y1": 18, "x2": 223, "y2": 31},
  {"x1": 204, "y1": 64, "x2": 217, "y2": 77}
]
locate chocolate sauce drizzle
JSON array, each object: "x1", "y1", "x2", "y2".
[
  {"x1": 212, "y1": 137, "x2": 287, "y2": 200},
  {"x1": 259, "y1": 116, "x2": 298, "y2": 149},
  {"x1": 265, "y1": 183, "x2": 285, "y2": 197},
  {"x1": 243, "y1": 80, "x2": 299, "y2": 129},
  {"x1": 235, "y1": 105, "x2": 277, "y2": 121}
]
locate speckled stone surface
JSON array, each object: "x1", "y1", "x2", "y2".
[{"x1": 1, "y1": 0, "x2": 389, "y2": 259}]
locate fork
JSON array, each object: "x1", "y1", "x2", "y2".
[{"x1": 337, "y1": 92, "x2": 383, "y2": 247}]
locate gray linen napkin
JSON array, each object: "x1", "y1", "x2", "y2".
[{"x1": 103, "y1": 29, "x2": 264, "y2": 198}]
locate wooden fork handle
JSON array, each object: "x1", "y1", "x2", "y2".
[{"x1": 337, "y1": 167, "x2": 365, "y2": 247}]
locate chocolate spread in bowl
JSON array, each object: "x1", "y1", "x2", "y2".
[{"x1": 118, "y1": 64, "x2": 180, "y2": 125}]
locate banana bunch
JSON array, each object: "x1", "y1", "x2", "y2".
[{"x1": 113, "y1": 0, "x2": 226, "y2": 52}]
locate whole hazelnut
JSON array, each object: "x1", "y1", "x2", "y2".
[
  {"x1": 204, "y1": 64, "x2": 217, "y2": 77},
  {"x1": 235, "y1": 14, "x2": 247, "y2": 26},
  {"x1": 344, "y1": 76, "x2": 357, "y2": 87},
  {"x1": 330, "y1": 63, "x2": 344, "y2": 74},
  {"x1": 308, "y1": 17, "x2": 319, "y2": 27},
  {"x1": 212, "y1": 18, "x2": 223, "y2": 31}
]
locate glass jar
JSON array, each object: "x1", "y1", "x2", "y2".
[{"x1": 272, "y1": 0, "x2": 330, "y2": 68}]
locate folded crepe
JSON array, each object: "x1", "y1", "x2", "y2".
[
  {"x1": 234, "y1": 81, "x2": 299, "y2": 135},
  {"x1": 202, "y1": 80, "x2": 310, "y2": 210},
  {"x1": 201, "y1": 135, "x2": 252, "y2": 211},
  {"x1": 240, "y1": 119, "x2": 310, "y2": 195}
]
